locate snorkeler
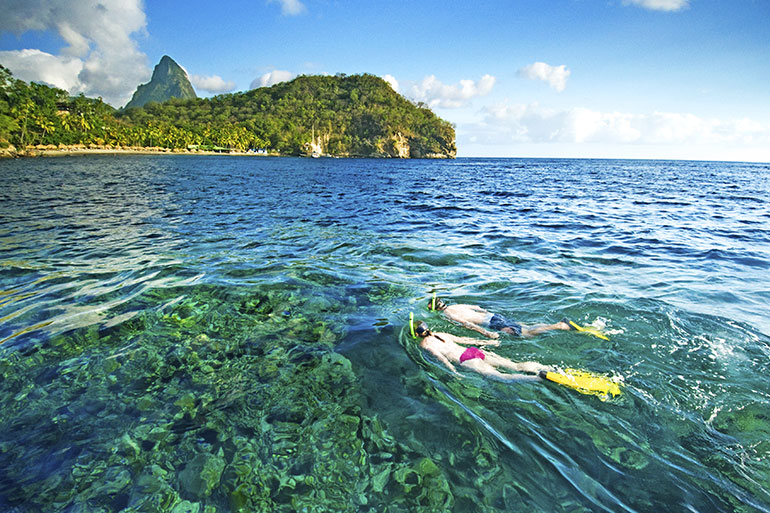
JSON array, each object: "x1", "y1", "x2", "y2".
[
  {"x1": 427, "y1": 295, "x2": 574, "y2": 339},
  {"x1": 411, "y1": 319, "x2": 552, "y2": 382}
]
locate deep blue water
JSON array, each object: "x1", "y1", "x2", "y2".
[{"x1": 0, "y1": 155, "x2": 769, "y2": 512}]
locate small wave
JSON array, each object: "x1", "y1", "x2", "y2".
[
  {"x1": 478, "y1": 189, "x2": 530, "y2": 198},
  {"x1": 632, "y1": 199, "x2": 692, "y2": 207}
]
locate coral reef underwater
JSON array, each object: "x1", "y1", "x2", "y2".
[{"x1": 0, "y1": 282, "x2": 459, "y2": 513}]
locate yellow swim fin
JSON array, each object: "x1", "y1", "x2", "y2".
[
  {"x1": 539, "y1": 368, "x2": 622, "y2": 400},
  {"x1": 565, "y1": 319, "x2": 610, "y2": 341}
]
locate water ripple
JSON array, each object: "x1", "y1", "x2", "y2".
[{"x1": 1, "y1": 156, "x2": 769, "y2": 512}]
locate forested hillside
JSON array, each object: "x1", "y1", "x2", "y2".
[
  {"x1": 120, "y1": 73, "x2": 455, "y2": 157},
  {"x1": 0, "y1": 66, "x2": 456, "y2": 158}
]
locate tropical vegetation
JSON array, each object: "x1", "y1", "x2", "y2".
[{"x1": 0, "y1": 65, "x2": 456, "y2": 158}]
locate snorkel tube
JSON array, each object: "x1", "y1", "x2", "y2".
[
  {"x1": 431, "y1": 292, "x2": 437, "y2": 311},
  {"x1": 409, "y1": 312, "x2": 417, "y2": 338}
]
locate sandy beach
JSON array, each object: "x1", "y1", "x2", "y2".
[{"x1": 1, "y1": 144, "x2": 276, "y2": 158}]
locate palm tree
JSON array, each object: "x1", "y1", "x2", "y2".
[
  {"x1": 77, "y1": 112, "x2": 92, "y2": 132},
  {"x1": 33, "y1": 114, "x2": 54, "y2": 144}
]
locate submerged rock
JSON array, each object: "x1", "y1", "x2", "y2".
[
  {"x1": 169, "y1": 500, "x2": 201, "y2": 513},
  {"x1": 178, "y1": 449, "x2": 226, "y2": 499},
  {"x1": 0, "y1": 281, "x2": 461, "y2": 512}
]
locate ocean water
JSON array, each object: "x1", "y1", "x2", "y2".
[{"x1": 0, "y1": 155, "x2": 768, "y2": 513}]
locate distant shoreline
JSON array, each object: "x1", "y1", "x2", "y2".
[
  {"x1": 1, "y1": 145, "x2": 452, "y2": 159},
  {"x1": 1, "y1": 145, "x2": 278, "y2": 159}
]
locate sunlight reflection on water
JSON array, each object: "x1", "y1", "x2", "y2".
[{"x1": 0, "y1": 156, "x2": 768, "y2": 512}]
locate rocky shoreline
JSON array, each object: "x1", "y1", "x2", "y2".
[{"x1": 0, "y1": 144, "x2": 453, "y2": 159}]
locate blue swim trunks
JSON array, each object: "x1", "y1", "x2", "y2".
[{"x1": 488, "y1": 314, "x2": 522, "y2": 336}]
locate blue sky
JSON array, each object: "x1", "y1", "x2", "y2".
[{"x1": 1, "y1": 0, "x2": 769, "y2": 161}]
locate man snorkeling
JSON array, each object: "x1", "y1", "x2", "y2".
[
  {"x1": 427, "y1": 295, "x2": 574, "y2": 339},
  {"x1": 411, "y1": 318, "x2": 553, "y2": 382}
]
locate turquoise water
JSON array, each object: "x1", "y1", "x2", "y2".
[{"x1": 0, "y1": 156, "x2": 768, "y2": 512}]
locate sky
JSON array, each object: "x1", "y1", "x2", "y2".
[{"x1": 1, "y1": 0, "x2": 769, "y2": 161}]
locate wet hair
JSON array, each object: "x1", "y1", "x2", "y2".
[
  {"x1": 411, "y1": 319, "x2": 430, "y2": 337},
  {"x1": 427, "y1": 296, "x2": 447, "y2": 311},
  {"x1": 411, "y1": 320, "x2": 448, "y2": 343}
]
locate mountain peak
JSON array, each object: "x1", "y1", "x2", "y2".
[
  {"x1": 155, "y1": 55, "x2": 182, "y2": 75},
  {"x1": 124, "y1": 55, "x2": 196, "y2": 110}
]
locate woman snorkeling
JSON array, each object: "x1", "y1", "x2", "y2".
[{"x1": 411, "y1": 318, "x2": 553, "y2": 382}]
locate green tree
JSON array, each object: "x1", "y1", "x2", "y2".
[
  {"x1": 0, "y1": 67, "x2": 19, "y2": 145},
  {"x1": 1, "y1": 68, "x2": 455, "y2": 157}
]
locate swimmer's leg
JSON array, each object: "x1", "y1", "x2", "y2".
[
  {"x1": 482, "y1": 354, "x2": 551, "y2": 375},
  {"x1": 520, "y1": 321, "x2": 571, "y2": 337},
  {"x1": 460, "y1": 358, "x2": 541, "y2": 382}
]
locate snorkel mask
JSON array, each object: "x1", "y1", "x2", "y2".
[
  {"x1": 409, "y1": 312, "x2": 428, "y2": 338},
  {"x1": 428, "y1": 293, "x2": 445, "y2": 311}
]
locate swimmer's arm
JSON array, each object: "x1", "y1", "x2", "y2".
[
  {"x1": 443, "y1": 310, "x2": 498, "y2": 339},
  {"x1": 459, "y1": 321, "x2": 499, "y2": 340}
]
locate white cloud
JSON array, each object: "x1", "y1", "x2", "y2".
[
  {"x1": 0, "y1": 0, "x2": 149, "y2": 107},
  {"x1": 268, "y1": 0, "x2": 306, "y2": 16},
  {"x1": 382, "y1": 74, "x2": 399, "y2": 92},
  {"x1": 517, "y1": 62, "x2": 570, "y2": 92},
  {"x1": 250, "y1": 70, "x2": 295, "y2": 89},
  {"x1": 476, "y1": 102, "x2": 770, "y2": 148},
  {"x1": 407, "y1": 74, "x2": 496, "y2": 109},
  {"x1": 190, "y1": 74, "x2": 237, "y2": 95},
  {"x1": 0, "y1": 49, "x2": 83, "y2": 91},
  {"x1": 624, "y1": 0, "x2": 689, "y2": 12}
]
